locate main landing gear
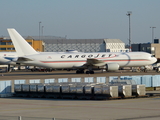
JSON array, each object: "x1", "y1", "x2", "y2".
[
  {"x1": 76, "y1": 70, "x2": 84, "y2": 74},
  {"x1": 76, "y1": 70, "x2": 95, "y2": 74},
  {"x1": 85, "y1": 70, "x2": 94, "y2": 74}
]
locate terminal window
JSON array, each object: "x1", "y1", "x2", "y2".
[
  {"x1": 154, "y1": 39, "x2": 159, "y2": 43},
  {"x1": 0, "y1": 42, "x2": 6, "y2": 45},
  {"x1": 0, "y1": 48, "x2": 6, "y2": 50}
]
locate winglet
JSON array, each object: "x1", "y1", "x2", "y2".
[{"x1": 7, "y1": 28, "x2": 39, "y2": 56}]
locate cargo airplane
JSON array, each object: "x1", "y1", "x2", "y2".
[
  {"x1": 7, "y1": 28, "x2": 157, "y2": 74},
  {"x1": 0, "y1": 52, "x2": 17, "y2": 65}
]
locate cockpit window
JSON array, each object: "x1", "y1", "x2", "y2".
[{"x1": 151, "y1": 55, "x2": 155, "y2": 57}]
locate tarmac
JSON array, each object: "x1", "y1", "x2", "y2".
[
  {"x1": 0, "y1": 69, "x2": 160, "y2": 80},
  {"x1": 0, "y1": 70, "x2": 160, "y2": 120},
  {"x1": 0, "y1": 97, "x2": 160, "y2": 120}
]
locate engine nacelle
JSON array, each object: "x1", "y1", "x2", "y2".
[{"x1": 106, "y1": 63, "x2": 119, "y2": 71}]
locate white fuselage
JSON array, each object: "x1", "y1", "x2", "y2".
[{"x1": 19, "y1": 52, "x2": 157, "y2": 69}]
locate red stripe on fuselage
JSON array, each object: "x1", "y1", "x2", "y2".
[{"x1": 40, "y1": 59, "x2": 150, "y2": 63}]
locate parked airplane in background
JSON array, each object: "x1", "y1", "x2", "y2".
[
  {"x1": 7, "y1": 28, "x2": 157, "y2": 74},
  {"x1": 0, "y1": 52, "x2": 18, "y2": 71},
  {"x1": 0, "y1": 52, "x2": 17, "y2": 65}
]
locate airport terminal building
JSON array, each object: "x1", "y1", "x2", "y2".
[
  {"x1": 132, "y1": 39, "x2": 160, "y2": 60},
  {"x1": 0, "y1": 36, "x2": 128, "y2": 53}
]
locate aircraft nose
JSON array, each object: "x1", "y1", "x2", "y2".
[{"x1": 153, "y1": 57, "x2": 157, "y2": 63}]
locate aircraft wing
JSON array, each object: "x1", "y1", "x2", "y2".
[
  {"x1": 85, "y1": 58, "x2": 106, "y2": 67},
  {"x1": 17, "y1": 57, "x2": 33, "y2": 61}
]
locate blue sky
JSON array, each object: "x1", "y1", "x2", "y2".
[{"x1": 0, "y1": 0, "x2": 160, "y2": 44}]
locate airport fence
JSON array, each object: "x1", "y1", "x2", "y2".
[{"x1": 1, "y1": 75, "x2": 160, "y2": 96}]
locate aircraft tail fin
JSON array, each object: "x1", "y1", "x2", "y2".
[{"x1": 7, "y1": 28, "x2": 39, "y2": 56}]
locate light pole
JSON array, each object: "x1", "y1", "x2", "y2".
[
  {"x1": 39, "y1": 21, "x2": 41, "y2": 40},
  {"x1": 126, "y1": 11, "x2": 132, "y2": 51},
  {"x1": 42, "y1": 26, "x2": 44, "y2": 40},
  {"x1": 150, "y1": 27, "x2": 156, "y2": 43}
]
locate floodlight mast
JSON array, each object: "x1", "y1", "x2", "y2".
[
  {"x1": 126, "y1": 11, "x2": 132, "y2": 52},
  {"x1": 39, "y1": 21, "x2": 41, "y2": 40},
  {"x1": 150, "y1": 27, "x2": 156, "y2": 43}
]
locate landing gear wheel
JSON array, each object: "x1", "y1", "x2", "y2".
[
  {"x1": 76, "y1": 70, "x2": 79, "y2": 74},
  {"x1": 86, "y1": 70, "x2": 94, "y2": 74},
  {"x1": 76, "y1": 70, "x2": 84, "y2": 74},
  {"x1": 86, "y1": 71, "x2": 90, "y2": 74},
  {"x1": 90, "y1": 71, "x2": 94, "y2": 74}
]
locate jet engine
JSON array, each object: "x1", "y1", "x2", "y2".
[{"x1": 106, "y1": 63, "x2": 119, "y2": 71}]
